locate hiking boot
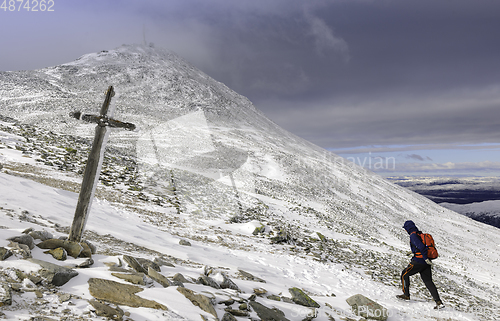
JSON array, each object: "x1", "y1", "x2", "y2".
[
  {"x1": 396, "y1": 294, "x2": 410, "y2": 301},
  {"x1": 434, "y1": 300, "x2": 445, "y2": 310}
]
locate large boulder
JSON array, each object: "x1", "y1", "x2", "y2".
[
  {"x1": 221, "y1": 312, "x2": 238, "y2": 321},
  {"x1": 346, "y1": 294, "x2": 388, "y2": 321},
  {"x1": 237, "y1": 270, "x2": 266, "y2": 283},
  {"x1": 88, "y1": 299, "x2": 124, "y2": 320},
  {"x1": 172, "y1": 273, "x2": 192, "y2": 284},
  {"x1": 249, "y1": 301, "x2": 289, "y2": 321},
  {"x1": 147, "y1": 267, "x2": 172, "y2": 287},
  {"x1": 88, "y1": 278, "x2": 167, "y2": 310},
  {"x1": 79, "y1": 242, "x2": 93, "y2": 258},
  {"x1": 177, "y1": 287, "x2": 218, "y2": 318},
  {"x1": 27, "y1": 258, "x2": 78, "y2": 286},
  {"x1": 136, "y1": 257, "x2": 161, "y2": 272},
  {"x1": 36, "y1": 239, "x2": 83, "y2": 258},
  {"x1": 121, "y1": 255, "x2": 160, "y2": 274},
  {"x1": 76, "y1": 258, "x2": 94, "y2": 268},
  {"x1": 44, "y1": 247, "x2": 67, "y2": 261},
  {"x1": 8, "y1": 234, "x2": 35, "y2": 250},
  {"x1": 154, "y1": 257, "x2": 175, "y2": 267},
  {"x1": 220, "y1": 273, "x2": 239, "y2": 291},
  {"x1": 111, "y1": 273, "x2": 147, "y2": 285},
  {"x1": 29, "y1": 230, "x2": 54, "y2": 241},
  {"x1": 8, "y1": 242, "x2": 31, "y2": 258},
  {"x1": 289, "y1": 287, "x2": 320, "y2": 308},
  {"x1": 224, "y1": 308, "x2": 249, "y2": 317},
  {"x1": 197, "y1": 275, "x2": 221, "y2": 289}
]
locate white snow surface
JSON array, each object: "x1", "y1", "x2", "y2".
[
  {"x1": 1, "y1": 171, "x2": 498, "y2": 321},
  {"x1": 441, "y1": 200, "x2": 500, "y2": 217},
  {"x1": 0, "y1": 44, "x2": 499, "y2": 320},
  {"x1": 440, "y1": 200, "x2": 500, "y2": 228}
]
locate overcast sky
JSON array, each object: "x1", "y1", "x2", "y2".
[{"x1": 1, "y1": 0, "x2": 500, "y2": 176}]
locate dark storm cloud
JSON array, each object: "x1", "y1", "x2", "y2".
[
  {"x1": 1, "y1": 0, "x2": 500, "y2": 152},
  {"x1": 0, "y1": 0, "x2": 351, "y2": 101},
  {"x1": 253, "y1": 1, "x2": 500, "y2": 150},
  {"x1": 266, "y1": 84, "x2": 500, "y2": 149},
  {"x1": 142, "y1": 0, "x2": 500, "y2": 151},
  {"x1": 141, "y1": 0, "x2": 351, "y2": 98}
]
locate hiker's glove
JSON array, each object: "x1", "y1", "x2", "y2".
[{"x1": 425, "y1": 259, "x2": 433, "y2": 266}]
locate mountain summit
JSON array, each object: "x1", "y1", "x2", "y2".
[
  {"x1": 0, "y1": 44, "x2": 268, "y2": 133},
  {"x1": 1, "y1": 45, "x2": 500, "y2": 319}
]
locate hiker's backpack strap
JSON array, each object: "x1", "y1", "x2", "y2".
[{"x1": 410, "y1": 231, "x2": 425, "y2": 258}]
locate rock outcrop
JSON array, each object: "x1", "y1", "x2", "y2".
[
  {"x1": 289, "y1": 287, "x2": 320, "y2": 308},
  {"x1": 88, "y1": 278, "x2": 167, "y2": 310},
  {"x1": 26, "y1": 258, "x2": 78, "y2": 286},
  {"x1": 346, "y1": 294, "x2": 388, "y2": 321},
  {"x1": 249, "y1": 301, "x2": 289, "y2": 321},
  {"x1": 36, "y1": 239, "x2": 84, "y2": 258},
  {"x1": 177, "y1": 287, "x2": 218, "y2": 318}
]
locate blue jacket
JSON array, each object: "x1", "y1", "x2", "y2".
[{"x1": 403, "y1": 220, "x2": 428, "y2": 264}]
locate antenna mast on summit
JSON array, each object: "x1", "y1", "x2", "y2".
[{"x1": 143, "y1": 24, "x2": 147, "y2": 46}]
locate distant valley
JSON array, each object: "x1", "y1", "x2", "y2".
[{"x1": 389, "y1": 176, "x2": 500, "y2": 228}]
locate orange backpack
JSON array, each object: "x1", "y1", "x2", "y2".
[{"x1": 413, "y1": 232, "x2": 439, "y2": 260}]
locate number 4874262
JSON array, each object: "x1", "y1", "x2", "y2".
[{"x1": 1, "y1": 0, "x2": 55, "y2": 11}]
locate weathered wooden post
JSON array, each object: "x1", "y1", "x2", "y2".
[{"x1": 68, "y1": 86, "x2": 136, "y2": 242}]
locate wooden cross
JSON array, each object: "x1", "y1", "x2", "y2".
[{"x1": 68, "y1": 86, "x2": 136, "y2": 242}]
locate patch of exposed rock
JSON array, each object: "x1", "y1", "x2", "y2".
[
  {"x1": 249, "y1": 301, "x2": 289, "y2": 321},
  {"x1": 88, "y1": 278, "x2": 167, "y2": 310},
  {"x1": 26, "y1": 258, "x2": 79, "y2": 286},
  {"x1": 289, "y1": 287, "x2": 320, "y2": 308},
  {"x1": 36, "y1": 239, "x2": 84, "y2": 258},
  {"x1": 177, "y1": 287, "x2": 218, "y2": 318},
  {"x1": 346, "y1": 294, "x2": 388, "y2": 321}
]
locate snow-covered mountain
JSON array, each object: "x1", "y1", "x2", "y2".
[
  {"x1": 1, "y1": 44, "x2": 500, "y2": 320},
  {"x1": 390, "y1": 176, "x2": 500, "y2": 228},
  {"x1": 389, "y1": 176, "x2": 500, "y2": 205},
  {"x1": 440, "y1": 200, "x2": 500, "y2": 228}
]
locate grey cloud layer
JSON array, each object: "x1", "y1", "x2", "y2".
[
  {"x1": 1, "y1": 0, "x2": 500, "y2": 152},
  {"x1": 263, "y1": 84, "x2": 500, "y2": 149},
  {"x1": 376, "y1": 161, "x2": 500, "y2": 174}
]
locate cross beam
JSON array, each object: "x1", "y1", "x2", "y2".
[{"x1": 68, "y1": 86, "x2": 135, "y2": 242}]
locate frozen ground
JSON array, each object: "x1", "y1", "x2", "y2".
[{"x1": 1, "y1": 167, "x2": 498, "y2": 320}]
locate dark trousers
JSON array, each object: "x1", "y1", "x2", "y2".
[{"x1": 401, "y1": 261, "x2": 441, "y2": 302}]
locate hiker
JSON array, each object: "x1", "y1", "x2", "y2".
[{"x1": 397, "y1": 220, "x2": 445, "y2": 309}]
